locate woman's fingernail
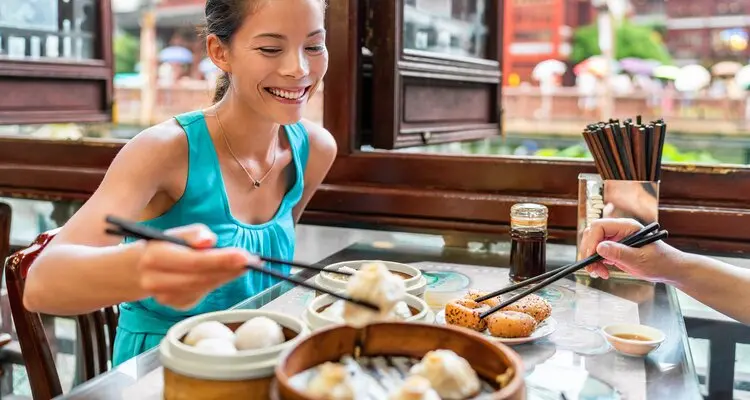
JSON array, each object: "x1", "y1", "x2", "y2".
[{"x1": 591, "y1": 271, "x2": 599, "y2": 278}]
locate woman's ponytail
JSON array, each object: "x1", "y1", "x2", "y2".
[{"x1": 213, "y1": 71, "x2": 230, "y2": 104}]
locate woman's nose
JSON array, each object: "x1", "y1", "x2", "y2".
[{"x1": 281, "y1": 50, "x2": 309, "y2": 79}]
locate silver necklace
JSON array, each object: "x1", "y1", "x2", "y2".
[{"x1": 214, "y1": 112, "x2": 278, "y2": 189}]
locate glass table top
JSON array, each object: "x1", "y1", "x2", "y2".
[{"x1": 55, "y1": 231, "x2": 702, "y2": 400}]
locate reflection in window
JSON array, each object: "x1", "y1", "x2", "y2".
[
  {"x1": 0, "y1": 0, "x2": 97, "y2": 61},
  {"x1": 402, "y1": 0, "x2": 489, "y2": 59}
]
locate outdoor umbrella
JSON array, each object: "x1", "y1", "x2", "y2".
[
  {"x1": 675, "y1": 64, "x2": 711, "y2": 92},
  {"x1": 711, "y1": 61, "x2": 743, "y2": 77},
  {"x1": 652, "y1": 65, "x2": 680, "y2": 80},
  {"x1": 532, "y1": 59, "x2": 566, "y2": 81},
  {"x1": 619, "y1": 58, "x2": 660, "y2": 76},
  {"x1": 736, "y1": 65, "x2": 750, "y2": 90},
  {"x1": 159, "y1": 46, "x2": 193, "y2": 64},
  {"x1": 573, "y1": 55, "x2": 620, "y2": 77}
]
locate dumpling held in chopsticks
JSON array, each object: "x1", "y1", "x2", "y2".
[{"x1": 343, "y1": 262, "x2": 406, "y2": 327}]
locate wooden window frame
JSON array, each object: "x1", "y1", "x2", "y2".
[
  {"x1": 363, "y1": 0, "x2": 503, "y2": 149},
  {"x1": 1, "y1": 0, "x2": 750, "y2": 255},
  {"x1": 305, "y1": 0, "x2": 750, "y2": 255},
  {"x1": 0, "y1": 0, "x2": 113, "y2": 124}
]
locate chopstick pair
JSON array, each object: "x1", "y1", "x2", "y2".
[
  {"x1": 476, "y1": 223, "x2": 668, "y2": 319},
  {"x1": 104, "y1": 215, "x2": 381, "y2": 312}
]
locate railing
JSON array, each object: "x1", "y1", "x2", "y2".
[
  {"x1": 502, "y1": 86, "x2": 749, "y2": 136},
  {"x1": 114, "y1": 83, "x2": 749, "y2": 136}
]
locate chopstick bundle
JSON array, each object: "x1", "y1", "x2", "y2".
[
  {"x1": 477, "y1": 224, "x2": 668, "y2": 319},
  {"x1": 582, "y1": 116, "x2": 667, "y2": 181},
  {"x1": 104, "y1": 216, "x2": 381, "y2": 312}
]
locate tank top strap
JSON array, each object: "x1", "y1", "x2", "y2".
[
  {"x1": 172, "y1": 111, "x2": 226, "y2": 218},
  {"x1": 278, "y1": 122, "x2": 310, "y2": 212},
  {"x1": 284, "y1": 122, "x2": 311, "y2": 172}
]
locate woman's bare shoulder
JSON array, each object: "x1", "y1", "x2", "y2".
[{"x1": 299, "y1": 118, "x2": 336, "y2": 159}]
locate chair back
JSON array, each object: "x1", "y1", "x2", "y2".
[{"x1": 4, "y1": 229, "x2": 119, "y2": 399}]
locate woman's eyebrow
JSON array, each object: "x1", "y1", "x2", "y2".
[{"x1": 253, "y1": 29, "x2": 325, "y2": 40}]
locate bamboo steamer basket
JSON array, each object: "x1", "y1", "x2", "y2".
[
  {"x1": 272, "y1": 322, "x2": 525, "y2": 399},
  {"x1": 160, "y1": 309, "x2": 308, "y2": 400}
]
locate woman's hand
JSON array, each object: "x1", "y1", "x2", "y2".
[
  {"x1": 579, "y1": 218, "x2": 683, "y2": 283},
  {"x1": 136, "y1": 224, "x2": 260, "y2": 309}
]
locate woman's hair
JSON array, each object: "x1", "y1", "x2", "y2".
[
  {"x1": 204, "y1": 0, "x2": 253, "y2": 104},
  {"x1": 204, "y1": 0, "x2": 326, "y2": 104}
]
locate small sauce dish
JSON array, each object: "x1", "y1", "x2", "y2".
[{"x1": 601, "y1": 323, "x2": 665, "y2": 357}]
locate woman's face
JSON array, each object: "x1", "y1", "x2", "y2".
[{"x1": 225, "y1": 0, "x2": 327, "y2": 125}]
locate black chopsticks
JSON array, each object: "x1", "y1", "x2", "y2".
[
  {"x1": 582, "y1": 117, "x2": 667, "y2": 182},
  {"x1": 473, "y1": 222, "x2": 660, "y2": 303},
  {"x1": 104, "y1": 215, "x2": 380, "y2": 312},
  {"x1": 477, "y1": 223, "x2": 668, "y2": 319},
  {"x1": 105, "y1": 215, "x2": 352, "y2": 276}
]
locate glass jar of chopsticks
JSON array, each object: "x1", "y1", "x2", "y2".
[
  {"x1": 576, "y1": 117, "x2": 665, "y2": 280},
  {"x1": 575, "y1": 174, "x2": 660, "y2": 280}
]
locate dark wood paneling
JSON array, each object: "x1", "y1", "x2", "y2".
[
  {"x1": 403, "y1": 83, "x2": 493, "y2": 123},
  {"x1": 322, "y1": 0, "x2": 360, "y2": 156},
  {"x1": 0, "y1": 79, "x2": 104, "y2": 112},
  {"x1": 368, "y1": 0, "x2": 503, "y2": 149},
  {"x1": 0, "y1": 0, "x2": 113, "y2": 125}
]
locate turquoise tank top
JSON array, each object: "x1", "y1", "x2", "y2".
[{"x1": 112, "y1": 110, "x2": 309, "y2": 366}]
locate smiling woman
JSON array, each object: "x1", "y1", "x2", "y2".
[{"x1": 13, "y1": 0, "x2": 338, "y2": 367}]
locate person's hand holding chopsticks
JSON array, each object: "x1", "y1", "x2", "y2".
[
  {"x1": 134, "y1": 223, "x2": 262, "y2": 310},
  {"x1": 579, "y1": 218, "x2": 683, "y2": 282}
]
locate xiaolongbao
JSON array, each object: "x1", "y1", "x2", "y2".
[
  {"x1": 183, "y1": 321, "x2": 235, "y2": 346},
  {"x1": 409, "y1": 349, "x2": 481, "y2": 400},
  {"x1": 306, "y1": 362, "x2": 355, "y2": 400},
  {"x1": 234, "y1": 316, "x2": 285, "y2": 350},
  {"x1": 389, "y1": 375, "x2": 440, "y2": 400},
  {"x1": 194, "y1": 338, "x2": 238, "y2": 355},
  {"x1": 343, "y1": 262, "x2": 406, "y2": 327}
]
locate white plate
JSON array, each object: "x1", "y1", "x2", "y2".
[{"x1": 435, "y1": 309, "x2": 557, "y2": 345}]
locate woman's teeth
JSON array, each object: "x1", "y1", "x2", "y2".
[{"x1": 267, "y1": 88, "x2": 306, "y2": 100}]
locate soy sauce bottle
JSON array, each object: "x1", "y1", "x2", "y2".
[{"x1": 509, "y1": 203, "x2": 548, "y2": 282}]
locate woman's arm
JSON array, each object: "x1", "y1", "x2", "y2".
[
  {"x1": 24, "y1": 121, "x2": 256, "y2": 315},
  {"x1": 671, "y1": 253, "x2": 750, "y2": 324},
  {"x1": 23, "y1": 123, "x2": 184, "y2": 314},
  {"x1": 292, "y1": 119, "x2": 337, "y2": 223}
]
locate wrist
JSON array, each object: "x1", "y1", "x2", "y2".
[
  {"x1": 665, "y1": 249, "x2": 703, "y2": 289},
  {"x1": 120, "y1": 240, "x2": 149, "y2": 299}
]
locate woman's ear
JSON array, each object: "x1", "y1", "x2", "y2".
[{"x1": 206, "y1": 34, "x2": 231, "y2": 74}]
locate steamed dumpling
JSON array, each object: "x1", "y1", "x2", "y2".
[
  {"x1": 321, "y1": 300, "x2": 413, "y2": 322},
  {"x1": 343, "y1": 262, "x2": 406, "y2": 327},
  {"x1": 306, "y1": 362, "x2": 355, "y2": 400},
  {"x1": 194, "y1": 338, "x2": 238, "y2": 355},
  {"x1": 234, "y1": 316, "x2": 285, "y2": 350},
  {"x1": 183, "y1": 321, "x2": 235, "y2": 346},
  {"x1": 409, "y1": 350, "x2": 481, "y2": 400},
  {"x1": 389, "y1": 375, "x2": 440, "y2": 400}
]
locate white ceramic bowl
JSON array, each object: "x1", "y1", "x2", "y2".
[
  {"x1": 314, "y1": 260, "x2": 428, "y2": 298},
  {"x1": 601, "y1": 323, "x2": 665, "y2": 357},
  {"x1": 302, "y1": 293, "x2": 434, "y2": 331},
  {"x1": 160, "y1": 309, "x2": 309, "y2": 380}
]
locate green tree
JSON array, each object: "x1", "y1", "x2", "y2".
[
  {"x1": 570, "y1": 21, "x2": 672, "y2": 65},
  {"x1": 114, "y1": 32, "x2": 140, "y2": 74}
]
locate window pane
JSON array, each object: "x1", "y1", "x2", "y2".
[
  {"x1": 375, "y1": 0, "x2": 750, "y2": 168},
  {"x1": 0, "y1": 0, "x2": 98, "y2": 61},
  {"x1": 402, "y1": 0, "x2": 490, "y2": 59}
]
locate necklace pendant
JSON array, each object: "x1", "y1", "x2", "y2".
[{"x1": 253, "y1": 181, "x2": 261, "y2": 188}]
